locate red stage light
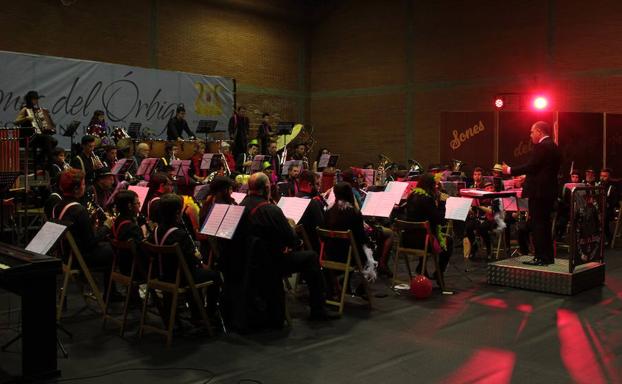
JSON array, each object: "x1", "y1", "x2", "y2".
[
  {"x1": 494, "y1": 98, "x2": 504, "y2": 109},
  {"x1": 533, "y1": 96, "x2": 548, "y2": 110}
]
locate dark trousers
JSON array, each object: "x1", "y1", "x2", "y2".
[
  {"x1": 529, "y1": 197, "x2": 555, "y2": 263},
  {"x1": 30, "y1": 133, "x2": 57, "y2": 169},
  {"x1": 283, "y1": 250, "x2": 326, "y2": 315}
]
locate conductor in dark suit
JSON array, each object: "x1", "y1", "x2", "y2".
[{"x1": 502, "y1": 121, "x2": 561, "y2": 265}]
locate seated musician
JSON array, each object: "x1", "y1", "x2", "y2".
[
  {"x1": 48, "y1": 147, "x2": 70, "y2": 188},
  {"x1": 599, "y1": 168, "x2": 620, "y2": 244},
  {"x1": 191, "y1": 141, "x2": 208, "y2": 183},
  {"x1": 339, "y1": 169, "x2": 363, "y2": 208},
  {"x1": 70, "y1": 135, "x2": 103, "y2": 185},
  {"x1": 464, "y1": 182, "x2": 496, "y2": 259},
  {"x1": 312, "y1": 147, "x2": 330, "y2": 173},
  {"x1": 51, "y1": 169, "x2": 116, "y2": 297},
  {"x1": 470, "y1": 167, "x2": 485, "y2": 189},
  {"x1": 221, "y1": 142, "x2": 236, "y2": 175},
  {"x1": 147, "y1": 193, "x2": 220, "y2": 320},
  {"x1": 143, "y1": 172, "x2": 175, "y2": 224},
  {"x1": 134, "y1": 143, "x2": 150, "y2": 169},
  {"x1": 290, "y1": 143, "x2": 310, "y2": 170},
  {"x1": 584, "y1": 168, "x2": 597, "y2": 185},
  {"x1": 555, "y1": 169, "x2": 580, "y2": 241},
  {"x1": 241, "y1": 172, "x2": 331, "y2": 323},
  {"x1": 286, "y1": 163, "x2": 301, "y2": 197},
  {"x1": 160, "y1": 142, "x2": 180, "y2": 168},
  {"x1": 296, "y1": 170, "x2": 325, "y2": 252},
  {"x1": 166, "y1": 104, "x2": 195, "y2": 140},
  {"x1": 236, "y1": 140, "x2": 259, "y2": 175},
  {"x1": 322, "y1": 182, "x2": 369, "y2": 294},
  {"x1": 199, "y1": 176, "x2": 235, "y2": 227},
  {"x1": 403, "y1": 173, "x2": 452, "y2": 276},
  {"x1": 102, "y1": 145, "x2": 118, "y2": 169},
  {"x1": 88, "y1": 167, "x2": 116, "y2": 210},
  {"x1": 15, "y1": 90, "x2": 58, "y2": 166},
  {"x1": 111, "y1": 190, "x2": 147, "y2": 275},
  {"x1": 266, "y1": 140, "x2": 282, "y2": 183}
]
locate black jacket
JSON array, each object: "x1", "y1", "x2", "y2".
[
  {"x1": 166, "y1": 117, "x2": 194, "y2": 140},
  {"x1": 51, "y1": 197, "x2": 110, "y2": 254},
  {"x1": 511, "y1": 136, "x2": 561, "y2": 202}
]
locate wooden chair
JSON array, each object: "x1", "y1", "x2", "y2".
[
  {"x1": 611, "y1": 200, "x2": 622, "y2": 249},
  {"x1": 391, "y1": 220, "x2": 446, "y2": 292},
  {"x1": 316, "y1": 228, "x2": 373, "y2": 315},
  {"x1": 139, "y1": 242, "x2": 213, "y2": 347},
  {"x1": 103, "y1": 239, "x2": 143, "y2": 337},
  {"x1": 57, "y1": 232, "x2": 107, "y2": 322}
]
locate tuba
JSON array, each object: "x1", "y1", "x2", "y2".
[
  {"x1": 408, "y1": 159, "x2": 424, "y2": 175},
  {"x1": 450, "y1": 159, "x2": 465, "y2": 174},
  {"x1": 374, "y1": 154, "x2": 392, "y2": 186}
]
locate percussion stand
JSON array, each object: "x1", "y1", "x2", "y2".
[{"x1": 62, "y1": 121, "x2": 80, "y2": 158}]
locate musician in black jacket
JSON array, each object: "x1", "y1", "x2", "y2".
[
  {"x1": 503, "y1": 121, "x2": 561, "y2": 266},
  {"x1": 241, "y1": 172, "x2": 330, "y2": 324},
  {"x1": 228, "y1": 105, "x2": 249, "y2": 157},
  {"x1": 51, "y1": 169, "x2": 116, "y2": 296},
  {"x1": 166, "y1": 105, "x2": 195, "y2": 140},
  {"x1": 15, "y1": 90, "x2": 58, "y2": 167},
  {"x1": 147, "y1": 193, "x2": 221, "y2": 321},
  {"x1": 111, "y1": 190, "x2": 146, "y2": 275}
]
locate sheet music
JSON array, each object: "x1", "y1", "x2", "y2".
[
  {"x1": 564, "y1": 183, "x2": 585, "y2": 190},
  {"x1": 324, "y1": 188, "x2": 335, "y2": 209},
  {"x1": 459, "y1": 188, "x2": 490, "y2": 197},
  {"x1": 201, "y1": 153, "x2": 220, "y2": 170},
  {"x1": 25, "y1": 221, "x2": 67, "y2": 255},
  {"x1": 251, "y1": 155, "x2": 267, "y2": 172},
  {"x1": 200, "y1": 203, "x2": 229, "y2": 236},
  {"x1": 385, "y1": 181, "x2": 410, "y2": 204},
  {"x1": 231, "y1": 192, "x2": 246, "y2": 205},
  {"x1": 445, "y1": 197, "x2": 474, "y2": 221},
  {"x1": 502, "y1": 197, "x2": 528, "y2": 212},
  {"x1": 318, "y1": 154, "x2": 331, "y2": 169},
  {"x1": 215, "y1": 205, "x2": 245, "y2": 239},
  {"x1": 136, "y1": 158, "x2": 156, "y2": 176},
  {"x1": 111, "y1": 158, "x2": 128, "y2": 175},
  {"x1": 361, "y1": 192, "x2": 396, "y2": 218},
  {"x1": 128, "y1": 185, "x2": 149, "y2": 210},
  {"x1": 277, "y1": 197, "x2": 311, "y2": 224}
]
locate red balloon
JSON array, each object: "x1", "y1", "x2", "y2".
[{"x1": 410, "y1": 274, "x2": 433, "y2": 299}]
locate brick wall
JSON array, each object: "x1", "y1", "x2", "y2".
[
  {"x1": 310, "y1": 0, "x2": 622, "y2": 169},
  {"x1": 4, "y1": 0, "x2": 622, "y2": 169},
  {"x1": 0, "y1": 0, "x2": 306, "y2": 136}
]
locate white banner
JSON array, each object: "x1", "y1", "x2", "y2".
[{"x1": 0, "y1": 50, "x2": 234, "y2": 147}]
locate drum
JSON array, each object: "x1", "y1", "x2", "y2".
[
  {"x1": 178, "y1": 140, "x2": 197, "y2": 160},
  {"x1": 149, "y1": 139, "x2": 167, "y2": 158}
]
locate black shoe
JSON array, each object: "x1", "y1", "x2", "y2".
[{"x1": 523, "y1": 258, "x2": 552, "y2": 266}]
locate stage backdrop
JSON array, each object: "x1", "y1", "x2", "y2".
[
  {"x1": 498, "y1": 111, "x2": 557, "y2": 169},
  {"x1": 557, "y1": 112, "x2": 604, "y2": 176},
  {"x1": 0, "y1": 50, "x2": 234, "y2": 147},
  {"x1": 606, "y1": 113, "x2": 622, "y2": 173},
  {"x1": 440, "y1": 112, "x2": 494, "y2": 174}
]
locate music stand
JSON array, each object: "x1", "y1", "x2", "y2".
[
  {"x1": 197, "y1": 120, "x2": 218, "y2": 142},
  {"x1": 62, "y1": 120, "x2": 80, "y2": 154},
  {"x1": 128, "y1": 123, "x2": 142, "y2": 139}
]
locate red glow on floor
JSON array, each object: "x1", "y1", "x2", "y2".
[
  {"x1": 473, "y1": 297, "x2": 508, "y2": 309},
  {"x1": 584, "y1": 322, "x2": 621, "y2": 383},
  {"x1": 515, "y1": 304, "x2": 533, "y2": 313},
  {"x1": 440, "y1": 348, "x2": 516, "y2": 384},
  {"x1": 557, "y1": 309, "x2": 607, "y2": 384}
]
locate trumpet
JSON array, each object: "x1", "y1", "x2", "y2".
[{"x1": 92, "y1": 154, "x2": 104, "y2": 170}]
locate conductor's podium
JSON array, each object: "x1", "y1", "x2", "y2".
[{"x1": 487, "y1": 256, "x2": 605, "y2": 295}]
